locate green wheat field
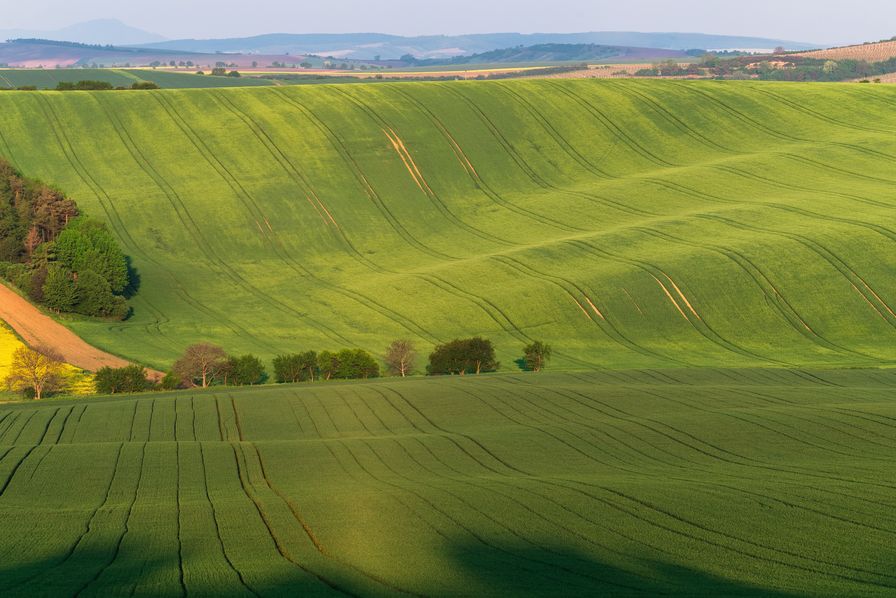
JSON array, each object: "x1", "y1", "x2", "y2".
[
  {"x1": 0, "y1": 79, "x2": 894, "y2": 595},
  {"x1": 1, "y1": 371, "x2": 895, "y2": 596}
]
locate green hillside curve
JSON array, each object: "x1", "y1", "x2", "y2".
[
  {"x1": 0, "y1": 80, "x2": 894, "y2": 370},
  {"x1": 1, "y1": 371, "x2": 895, "y2": 595}
]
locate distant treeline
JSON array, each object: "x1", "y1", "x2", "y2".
[
  {"x1": 0, "y1": 80, "x2": 161, "y2": 91},
  {"x1": 9, "y1": 38, "x2": 190, "y2": 56},
  {"x1": 403, "y1": 44, "x2": 625, "y2": 66},
  {"x1": 636, "y1": 53, "x2": 896, "y2": 82},
  {"x1": 0, "y1": 158, "x2": 134, "y2": 319}
]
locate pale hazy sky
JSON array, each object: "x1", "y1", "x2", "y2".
[{"x1": 5, "y1": 0, "x2": 895, "y2": 44}]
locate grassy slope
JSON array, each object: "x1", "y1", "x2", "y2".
[
  {"x1": 0, "y1": 80, "x2": 894, "y2": 370},
  {"x1": 0, "y1": 371, "x2": 894, "y2": 595},
  {"x1": 0, "y1": 68, "x2": 138, "y2": 89},
  {"x1": 0, "y1": 68, "x2": 278, "y2": 89}
]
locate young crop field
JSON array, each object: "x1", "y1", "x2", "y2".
[
  {"x1": 0, "y1": 68, "x2": 143, "y2": 89},
  {"x1": 122, "y1": 69, "x2": 279, "y2": 88},
  {"x1": 0, "y1": 370, "x2": 893, "y2": 595},
  {"x1": 0, "y1": 80, "x2": 894, "y2": 371},
  {"x1": 0, "y1": 68, "x2": 281, "y2": 90}
]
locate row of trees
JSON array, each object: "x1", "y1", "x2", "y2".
[
  {"x1": 0, "y1": 160, "x2": 133, "y2": 319},
  {"x1": 53, "y1": 81, "x2": 160, "y2": 91},
  {"x1": 4, "y1": 338, "x2": 553, "y2": 399}
]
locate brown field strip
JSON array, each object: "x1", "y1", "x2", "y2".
[{"x1": 0, "y1": 282, "x2": 163, "y2": 378}]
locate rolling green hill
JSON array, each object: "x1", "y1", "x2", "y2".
[
  {"x1": 0, "y1": 80, "x2": 894, "y2": 370},
  {"x1": 0, "y1": 68, "x2": 278, "y2": 90},
  {"x1": 0, "y1": 371, "x2": 894, "y2": 595}
]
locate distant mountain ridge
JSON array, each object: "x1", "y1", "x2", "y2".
[
  {"x1": 411, "y1": 43, "x2": 689, "y2": 65},
  {"x1": 0, "y1": 19, "x2": 165, "y2": 46},
  {"x1": 138, "y1": 31, "x2": 820, "y2": 60}
]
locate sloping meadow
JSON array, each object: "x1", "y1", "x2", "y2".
[
  {"x1": 0, "y1": 371, "x2": 895, "y2": 595},
  {"x1": 0, "y1": 80, "x2": 894, "y2": 369}
]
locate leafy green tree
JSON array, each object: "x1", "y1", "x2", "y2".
[
  {"x1": 273, "y1": 353, "x2": 303, "y2": 383},
  {"x1": 317, "y1": 350, "x2": 340, "y2": 380},
  {"x1": 226, "y1": 354, "x2": 266, "y2": 385},
  {"x1": 55, "y1": 218, "x2": 128, "y2": 293},
  {"x1": 42, "y1": 264, "x2": 77, "y2": 312},
  {"x1": 428, "y1": 337, "x2": 497, "y2": 375},
  {"x1": 523, "y1": 341, "x2": 552, "y2": 372},
  {"x1": 73, "y1": 269, "x2": 127, "y2": 318},
  {"x1": 94, "y1": 365, "x2": 152, "y2": 394},
  {"x1": 335, "y1": 349, "x2": 380, "y2": 379},
  {"x1": 427, "y1": 339, "x2": 469, "y2": 375},
  {"x1": 467, "y1": 337, "x2": 497, "y2": 374}
]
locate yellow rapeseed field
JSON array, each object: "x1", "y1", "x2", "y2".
[{"x1": 0, "y1": 321, "x2": 94, "y2": 396}]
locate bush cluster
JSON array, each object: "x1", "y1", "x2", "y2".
[
  {"x1": 90, "y1": 337, "x2": 553, "y2": 397},
  {"x1": 0, "y1": 159, "x2": 132, "y2": 319}
]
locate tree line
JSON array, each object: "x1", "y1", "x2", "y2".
[
  {"x1": 0, "y1": 159, "x2": 134, "y2": 319},
  {"x1": 1, "y1": 81, "x2": 161, "y2": 91},
  {"x1": 3, "y1": 337, "x2": 552, "y2": 399}
]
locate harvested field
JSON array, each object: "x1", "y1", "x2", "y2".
[{"x1": 795, "y1": 40, "x2": 896, "y2": 62}]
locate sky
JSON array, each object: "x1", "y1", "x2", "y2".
[{"x1": 3, "y1": 0, "x2": 895, "y2": 45}]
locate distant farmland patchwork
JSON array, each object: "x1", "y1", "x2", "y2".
[
  {"x1": 0, "y1": 68, "x2": 279, "y2": 89},
  {"x1": 1, "y1": 371, "x2": 895, "y2": 595},
  {"x1": 0, "y1": 80, "x2": 894, "y2": 371}
]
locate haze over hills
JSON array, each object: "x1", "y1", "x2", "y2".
[
  {"x1": 0, "y1": 18, "x2": 165, "y2": 46},
  {"x1": 138, "y1": 31, "x2": 820, "y2": 59}
]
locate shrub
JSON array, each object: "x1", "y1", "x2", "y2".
[
  {"x1": 335, "y1": 349, "x2": 380, "y2": 379},
  {"x1": 159, "y1": 370, "x2": 182, "y2": 390},
  {"x1": 428, "y1": 337, "x2": 497, "y2": 375},
  {"x1": 94, "y1": 365, "x2": 152, "y2": 394}
]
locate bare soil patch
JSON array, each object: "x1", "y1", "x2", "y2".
[
  {"x1": 795, "y1": 40, "x2": 896, "y2": 62},
  {"x1": 0, "y1": 282, "x2": 163, "y2": 378}
]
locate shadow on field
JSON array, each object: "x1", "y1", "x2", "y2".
[
  {"x1": 443, "y1": 540, "x2": 799, "y2": 597},
  {"x1": 0, "y1": 541, "x2": 804, "y2": 597}
]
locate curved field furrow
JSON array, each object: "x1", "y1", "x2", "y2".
[
  {"x1": 1, "y1": 81, "x2": 893, "y2": 368},
  {"x1": 1, "y1": 373, "x2": 896, "y2": 594}
]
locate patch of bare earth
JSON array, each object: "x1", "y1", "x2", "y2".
[
  {"x1": 523, "y1": 64, "x2": 708, "y2": 80},
  {"x1": 0, "y1": 282, "x2": 163, "y2": 379},
  {"x1": 795, "y1": 40, "x2": 896, "y2": 62}
]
